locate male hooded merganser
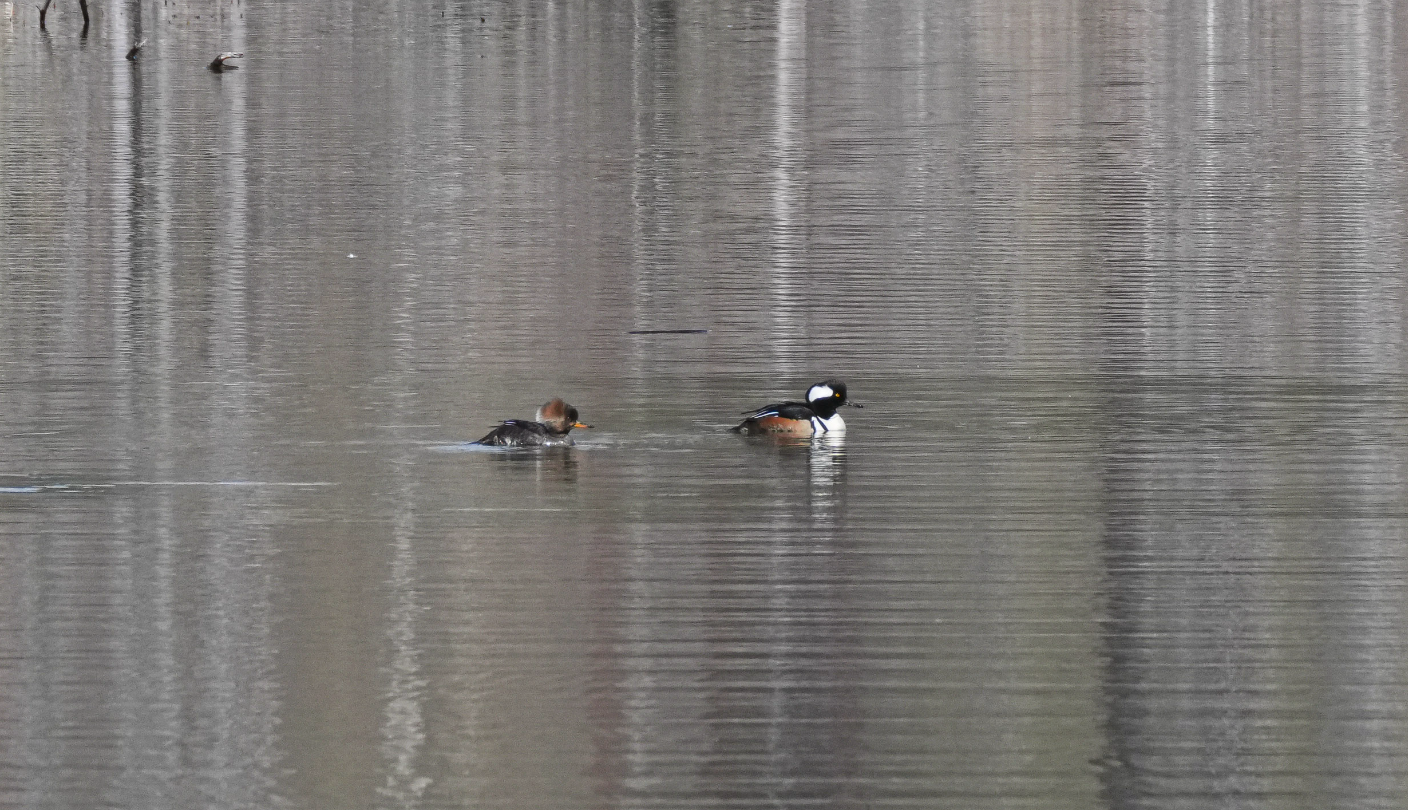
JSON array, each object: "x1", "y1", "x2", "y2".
[
  {"x1": 474, "y1": 398, "x2": 592, "y2": 447},
  {"x1": 732, "y1": 380, "x2": 861, "y2": 437}
]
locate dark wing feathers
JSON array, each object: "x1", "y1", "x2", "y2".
[
  {"x1": 740, "y1": 401, "x2": 815, "y2": 420},
  {"x1": 474, "y1": 419, "x2": 551, "y2": 445}
]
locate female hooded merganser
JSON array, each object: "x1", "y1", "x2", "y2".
[
  {"x1": 474, "y1": 398, "x2": 592, "y2": 447},
  {"x1": 732, "y1": 380, "x2": 861, "y2": 437}
]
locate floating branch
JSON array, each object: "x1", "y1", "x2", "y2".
[
  {"x1": 37, "y1": 0, "x2": 52, "y2": 30},
  {"x1": 209, "y1": 51, "x2": 243, "y2": 71},
  {"x1": 125, "y1": 37, "x2": 147, "y2": 60}
]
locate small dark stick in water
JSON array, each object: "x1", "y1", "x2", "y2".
[
  {"x1": 37, "y1": 0, "x2": 52, "y2": 30},
  {"x1": 209, "y1": 52, "x2": 243, "y2": 71},
  {"x1": 126, "y1": 38, "x2": 148, "y2": 61}
]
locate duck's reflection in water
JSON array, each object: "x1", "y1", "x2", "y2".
[
  {"x1": 739, "y1": 431, "x2": 849, "y2": 527},
  {"x1": 589, "y1": 430, "x2": 862, "y2": 805},
  {"x1": 485, "y1": 446, "x2": 580, "y2": 486},
  {"x1": 805, "y1": 432, "x2": 847, "y2": 526}
]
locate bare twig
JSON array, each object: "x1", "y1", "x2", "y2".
[
  {"x1": 37, "y1": 0, "x2": 52, "y2": 30},
  {"x1": 209, "y1": 52, "x2": 243, "y2": 71}
]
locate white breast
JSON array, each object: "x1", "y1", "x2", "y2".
[{"x1": 810, "y1": 413, "x2": 846, "y2": 434}]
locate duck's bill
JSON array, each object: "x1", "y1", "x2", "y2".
[{"x1": 573, "y1": 422, "x2": 594, "y2": 429}]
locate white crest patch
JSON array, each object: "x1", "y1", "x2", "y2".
[{"x1": 806, "y1": 384, "x2": 835, "y2": 402}]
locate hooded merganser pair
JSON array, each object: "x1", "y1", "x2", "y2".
[
  {"x1": 732, "y1": 379, "x2": 861, "y2": 437},
  {"x1": 476, "y1": 380, "x2": 859, "y2": 447},
  {"x1": 475, "y1": 398, "x2": 592, "y2": 447}
]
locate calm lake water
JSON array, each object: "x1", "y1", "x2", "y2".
[{"x1": 3, "y1": 1, "x2": 1408, "y2": 808}]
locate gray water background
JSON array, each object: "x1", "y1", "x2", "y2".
[{"x1": 2, "y1": 1, "x2": 1407, "y2": 808}]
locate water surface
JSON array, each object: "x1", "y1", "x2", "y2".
[{"x1": 3, "y1": 1, "x2": 1407, "y2": 808}]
